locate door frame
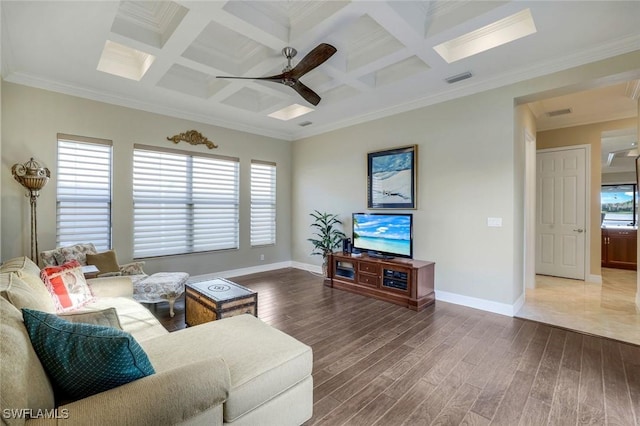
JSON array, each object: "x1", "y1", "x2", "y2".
[{"x1": 527, "y1": 143, "x2": 592, "y2": 284}]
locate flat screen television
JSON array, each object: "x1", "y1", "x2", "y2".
[{"x1": 352, "y1": 212, "x2": 413, "y2": 259}]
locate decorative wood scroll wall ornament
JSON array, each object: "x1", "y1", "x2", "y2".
[{"x1": 166, "y1": 130, "x2": 218, "y2": 149}]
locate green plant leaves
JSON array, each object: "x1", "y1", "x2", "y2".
[{"x1": 307, "y1": 209, "x2": 346, "y2": 257}]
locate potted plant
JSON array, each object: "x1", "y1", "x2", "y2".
[{"x1": 307, "y1": 210, "x2": 346, "y2": 276}]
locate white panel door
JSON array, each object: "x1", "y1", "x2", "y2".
[{"x1": 536, "y1": 148, "x2": 586, "y2": 279}]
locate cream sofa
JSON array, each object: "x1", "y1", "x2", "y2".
[{"x1": 0, "y1": 257, "x2": 313, "y2": 426}]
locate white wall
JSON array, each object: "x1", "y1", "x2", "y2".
[
  {"x1": 292, "y1": 50, "x2": 640, "y2": 315},
  {"x1": 1, "y1": 83, "x2": 292, "y2": 276}
]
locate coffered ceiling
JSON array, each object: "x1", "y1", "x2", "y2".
[{"x1": 2, "y1": 1, "x2": 639, "y2": 140}]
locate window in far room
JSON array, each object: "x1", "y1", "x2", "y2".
[
  {"x1": 56, "y1": 134, "x2": 113, "y2": 250},
  {"x1": 250, "y1": 160, "x2": 276, "y2": 246},
  {"x1": 601, "y1": 184, "x2": 637, "y2": 227},
  {"x1": 132, "y1": 145, "x2": 239, "y2": 258}
]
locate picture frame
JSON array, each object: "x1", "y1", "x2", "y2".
[{"x1": 367, "y1": 145, "x2": 417, "y2": 209}]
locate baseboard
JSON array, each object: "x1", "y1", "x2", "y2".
[
  {"x1": 290, "y1": 261, "x2": 323, "y2": 275},
  {"x1": 512, "y1": 293, "x2": 525, "y2": 315},
  {"x1": 190, "y1": 261, "x2": 293, "y2": 282},
  {"x1": 586, "y1": 274, "x2": 602, "y2": 284},
  {"x1": 436, "y1": 290, "x2": 524, "y2": 317}
]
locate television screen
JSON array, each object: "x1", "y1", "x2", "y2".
[{"x1": 352, "y1": 213, "x2": 413, "y2": 259}]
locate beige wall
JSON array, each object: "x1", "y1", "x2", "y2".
[
  {"x1": 294, "y1": 89, "x2": 520, "y2": 306},
  {"x1": 293, "y1": 51, "x2": 640, "y2": 310},
  {"x1": 1, "y1": 83, "x2": 292, "y2": 276},
  {"x1": 537, "y1": 117, "x2": 637, "y2": 277}
]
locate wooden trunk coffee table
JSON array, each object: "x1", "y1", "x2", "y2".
[{"x1": 185, "y1": 277, "x2": 257, "y2": 326}]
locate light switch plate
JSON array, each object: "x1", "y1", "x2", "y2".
[{"x1": 488, "y1": 217, "x2": 503, "y2": 227}]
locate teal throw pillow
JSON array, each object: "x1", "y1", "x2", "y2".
[{"x1": 22, "y1": 308, "x2": 155, "y2": 400}]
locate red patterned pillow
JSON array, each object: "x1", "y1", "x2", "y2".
[{"x1": 40, "y1": 260, "x2": 94, "y2": 313}]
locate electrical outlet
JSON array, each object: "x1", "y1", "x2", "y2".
[
  {"x1": 487, "y1": 217, "x2": 503, "y2": 227},
  {"x1": 260, "y1": 254, "x2": 265, "y2": 261}
]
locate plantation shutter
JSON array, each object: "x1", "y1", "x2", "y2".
[
  {"x1": 56, "y1": 135, "x2": 112, "y2": 251},
  {"x1": 133, "y1": 145, "x2": 239, "y2": 258},
  {"x1": 250, "y1": 160, "x2": 276, "y2": 246}
]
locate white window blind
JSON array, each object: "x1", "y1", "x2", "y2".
[
  {"x1": 133, "y1": 145, "x2": 239, "y2": 258},
  {"x1": 56, "y1": 135, "x2": 112, "y2": 251},
  {"x1": 250, "y1": 160, "x2": 276, "y2": 246}
]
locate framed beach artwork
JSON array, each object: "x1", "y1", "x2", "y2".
[{"x1": 367, "y1": 145, "x2": 417, "y2": 209}]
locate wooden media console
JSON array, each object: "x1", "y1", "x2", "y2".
[{"x1": 326, "y1": 252, "x2": 435, "y2": 311}]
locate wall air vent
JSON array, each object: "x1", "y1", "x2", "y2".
[
  {"x1": 299, "y1": 121, "x2": 313, "y2": 127},
  {"x1": 445, "y1": 72, "x2": 472, "y2": 84},
  {"x1": 546, "y1": 108, "x2": 572, "y2": 117}
]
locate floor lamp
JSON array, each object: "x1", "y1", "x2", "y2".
[{"x1": 12, "y1": 158, "x2": 50, "y2": 262}]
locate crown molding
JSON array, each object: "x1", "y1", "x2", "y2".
[
  {"x1": 3, "y1": 71, "x2": 295, "y2": 141},
  {"x1": 293, "y1": 34, "x2": 640, "y2": 139},
  {"x1": 625, "y1": 79, "x2": 640, "y2": 100},
  {"x1": 5, "y1": 33, "x2": 639, "y2": 143}
]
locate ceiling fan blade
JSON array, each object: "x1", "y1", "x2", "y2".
[
  {"x1": 291, "y1": 80, "x2": 321, "y2": 106},
  {"x1": 216, "y1": 73, "x2": 286, "y2": 84},
  {"x1": 290, "y1": 43, "x2": 337, "y2": 79}
]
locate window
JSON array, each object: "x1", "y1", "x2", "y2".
[
  {"x1": 56, "y1": 134, "x2": 112, "y2": 250},
  {"x1": 250, "y1": 161, "x2": 276, "y2": 246},
  {"x1": 601, "y1": 184, "x2": 637, "y2": 227},
  {"x1": 133, "y1": 145, "x2": 239, "y2": 258}
]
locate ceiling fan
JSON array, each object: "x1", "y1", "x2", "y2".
[{"x1": 216, "y1": 43, "x2": 337, "y2": 106}]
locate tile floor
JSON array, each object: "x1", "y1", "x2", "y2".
[{"x1": 516, "y1": 268, "x2": 640, "y2": 345}]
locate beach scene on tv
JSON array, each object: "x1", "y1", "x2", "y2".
[{"x1": 353, "y1": 214, "x2": 412, "y2": 257}]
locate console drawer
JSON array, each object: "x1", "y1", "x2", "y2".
[
  {"x1": 358, "y1": 262, "x2": 379, "y2": 274},
  {"x1": 358, "y1": 273, "x2": 379, "y2": 287}
]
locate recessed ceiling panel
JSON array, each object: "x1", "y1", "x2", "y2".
[
  {"x1": 111, "y1": 1, "x2": 188, "y2": 48},
  {"x1": 182, "y1": 21, "x2": 271, "y2": 75},
  {"x1": 222, "y1": 1, "x2": 349, "y2": 41},
  {"x1": 157, "y1": 64, "x2": 228, "y2": 99},
  {"x1": 360, "y1": 56, "x2": 430, "y2": 87},
  {"x1": 410, "y1": 0, "x2": 507, "y2": 39},
  {"x1": 96, "y1": 40, "x2": 155, "y2": 81},
  {"x1": 300, "y1": 69, "x2": 332, "y2": 90},
  {"x1": 221, "y1": 87, "x2": 283, "y2": 112},
  {"x1": 321, "y1": 85, "x2": 360, "y2": 104},
  {"x1": 341, "y1": 14, "x2": 405, "y2": 71}
]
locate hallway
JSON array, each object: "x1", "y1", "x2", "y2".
[{"x1": 516, "y1": 269, "x2": 640, "y2": 345}]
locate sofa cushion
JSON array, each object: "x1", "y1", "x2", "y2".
[
  {"x1": 22, "y1": 308, "x2": 156, "y2": 401},
  {"x1": 52, "y1": 243, "x2": 97, "y2": 266},
  {"x1": 79, "y1": 297, "x2": 169, "y2": 342},
  {"x1": 1, "y1": 271, "x2": 56, "y2": 313},
  {"x1": 40, "y1": 249, "x2": 59, "y2": 267},
  {"x1": 58, "y1": 307, "x2": 122, "y2": 329},
  {"x1": 0, "y1": 298, "x2": 55, "y2": 421},
  {"x1": 140, "y1": 314, "x2": 312, "y2": 423},
  {"x1": 0, "y1": 255, "x2": 41, "y2": 276},
  {"x1": 86, "y1": 250, "x2": 120, "y2": 274},
  {"x1": 41, "y1": 260, "x2": 94, "y2": 313}
]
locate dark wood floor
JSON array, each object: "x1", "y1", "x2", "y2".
[{"x1": 154, "y1": 268, "x2": 640, "y2": 426}]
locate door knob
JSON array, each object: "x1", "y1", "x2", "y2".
[{"x1": 573, "y1": 228, "x2": 584, "y2": 233}]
